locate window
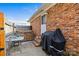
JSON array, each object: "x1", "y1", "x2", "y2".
[{"x1": 41, "y1": 15, "x2": 46, "y2": 24}]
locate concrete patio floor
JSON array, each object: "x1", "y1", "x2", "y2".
[{"x1": 7, "y1": 41, "x2": 47, "y2": 56}]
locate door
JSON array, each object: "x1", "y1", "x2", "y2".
[
  {"x1": 41, "y1": 15, "x2": 46, "y2": 34},
  {"x1": 0, "y1": 30, "x2": 5, "y2": 56},
  {"x1": 0, "y1": 13, "x2": 5, "y2": 56}
]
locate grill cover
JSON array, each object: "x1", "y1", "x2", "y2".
[
  {"x1": 41, "y1": 28, "x2": 66, "y2": 55},
  {"x1": 50, "y1": 28, "x2": 66, "y2": 50}
]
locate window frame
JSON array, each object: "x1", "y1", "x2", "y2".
[{"x1": 41, "y1": 15, "x2": 46, "y2": 24}]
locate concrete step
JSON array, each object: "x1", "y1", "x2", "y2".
[
  {"x1": 34, "y1": 38, "x2": 41, "y2": 43},
  {"x1": 33, "y1": 41, "x2": 40, "y2": 47}
]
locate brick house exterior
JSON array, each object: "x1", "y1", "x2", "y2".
[
  {"x1": 30, "y1": 16, "x2": 41, "y2": 36},
  {"x1": 28, "y1": 3, "x2": 79, "y2": 55}
]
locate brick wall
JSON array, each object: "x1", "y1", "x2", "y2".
[
  {"x1": 47, "y1": 3, "x2": 79, "y2": 55},
  {"x1": 31, "y1": 16, "x2": 41, "y2": 36}
]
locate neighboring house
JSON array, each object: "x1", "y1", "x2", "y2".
[{"x1": 28, "y1": 3, "x2": 79, "y2": 55}]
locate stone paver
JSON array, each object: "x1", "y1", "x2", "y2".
[{"x1": 8, "y1": 41, "x2": 47, "y2": 56}]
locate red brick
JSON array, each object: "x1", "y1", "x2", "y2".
[{"x1": 47, "y1": 3, "x2": 79, "y2": 54}]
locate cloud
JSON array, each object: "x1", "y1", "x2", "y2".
[
  {"x1": 10, "y1": 19, "x2": 30, "y2": 25},
  {"x1": 5, "y1": 16, "x2": 30, "y2": 26}
]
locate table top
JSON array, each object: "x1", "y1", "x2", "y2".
[{"x1": 6, "y1": 36, "x2": 24, "y2": 41}]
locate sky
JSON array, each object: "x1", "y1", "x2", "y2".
[{"x1": 0, "y1": 3, "x2": 42, "y2": 24}]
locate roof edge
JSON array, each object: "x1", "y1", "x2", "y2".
[{"x1": 27, "y1": 3, "x2": 56, "y2": 22}]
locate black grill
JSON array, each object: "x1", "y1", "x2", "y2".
[{"x1": 41, "y1": 28, "x2": 66, "y2": 56}]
